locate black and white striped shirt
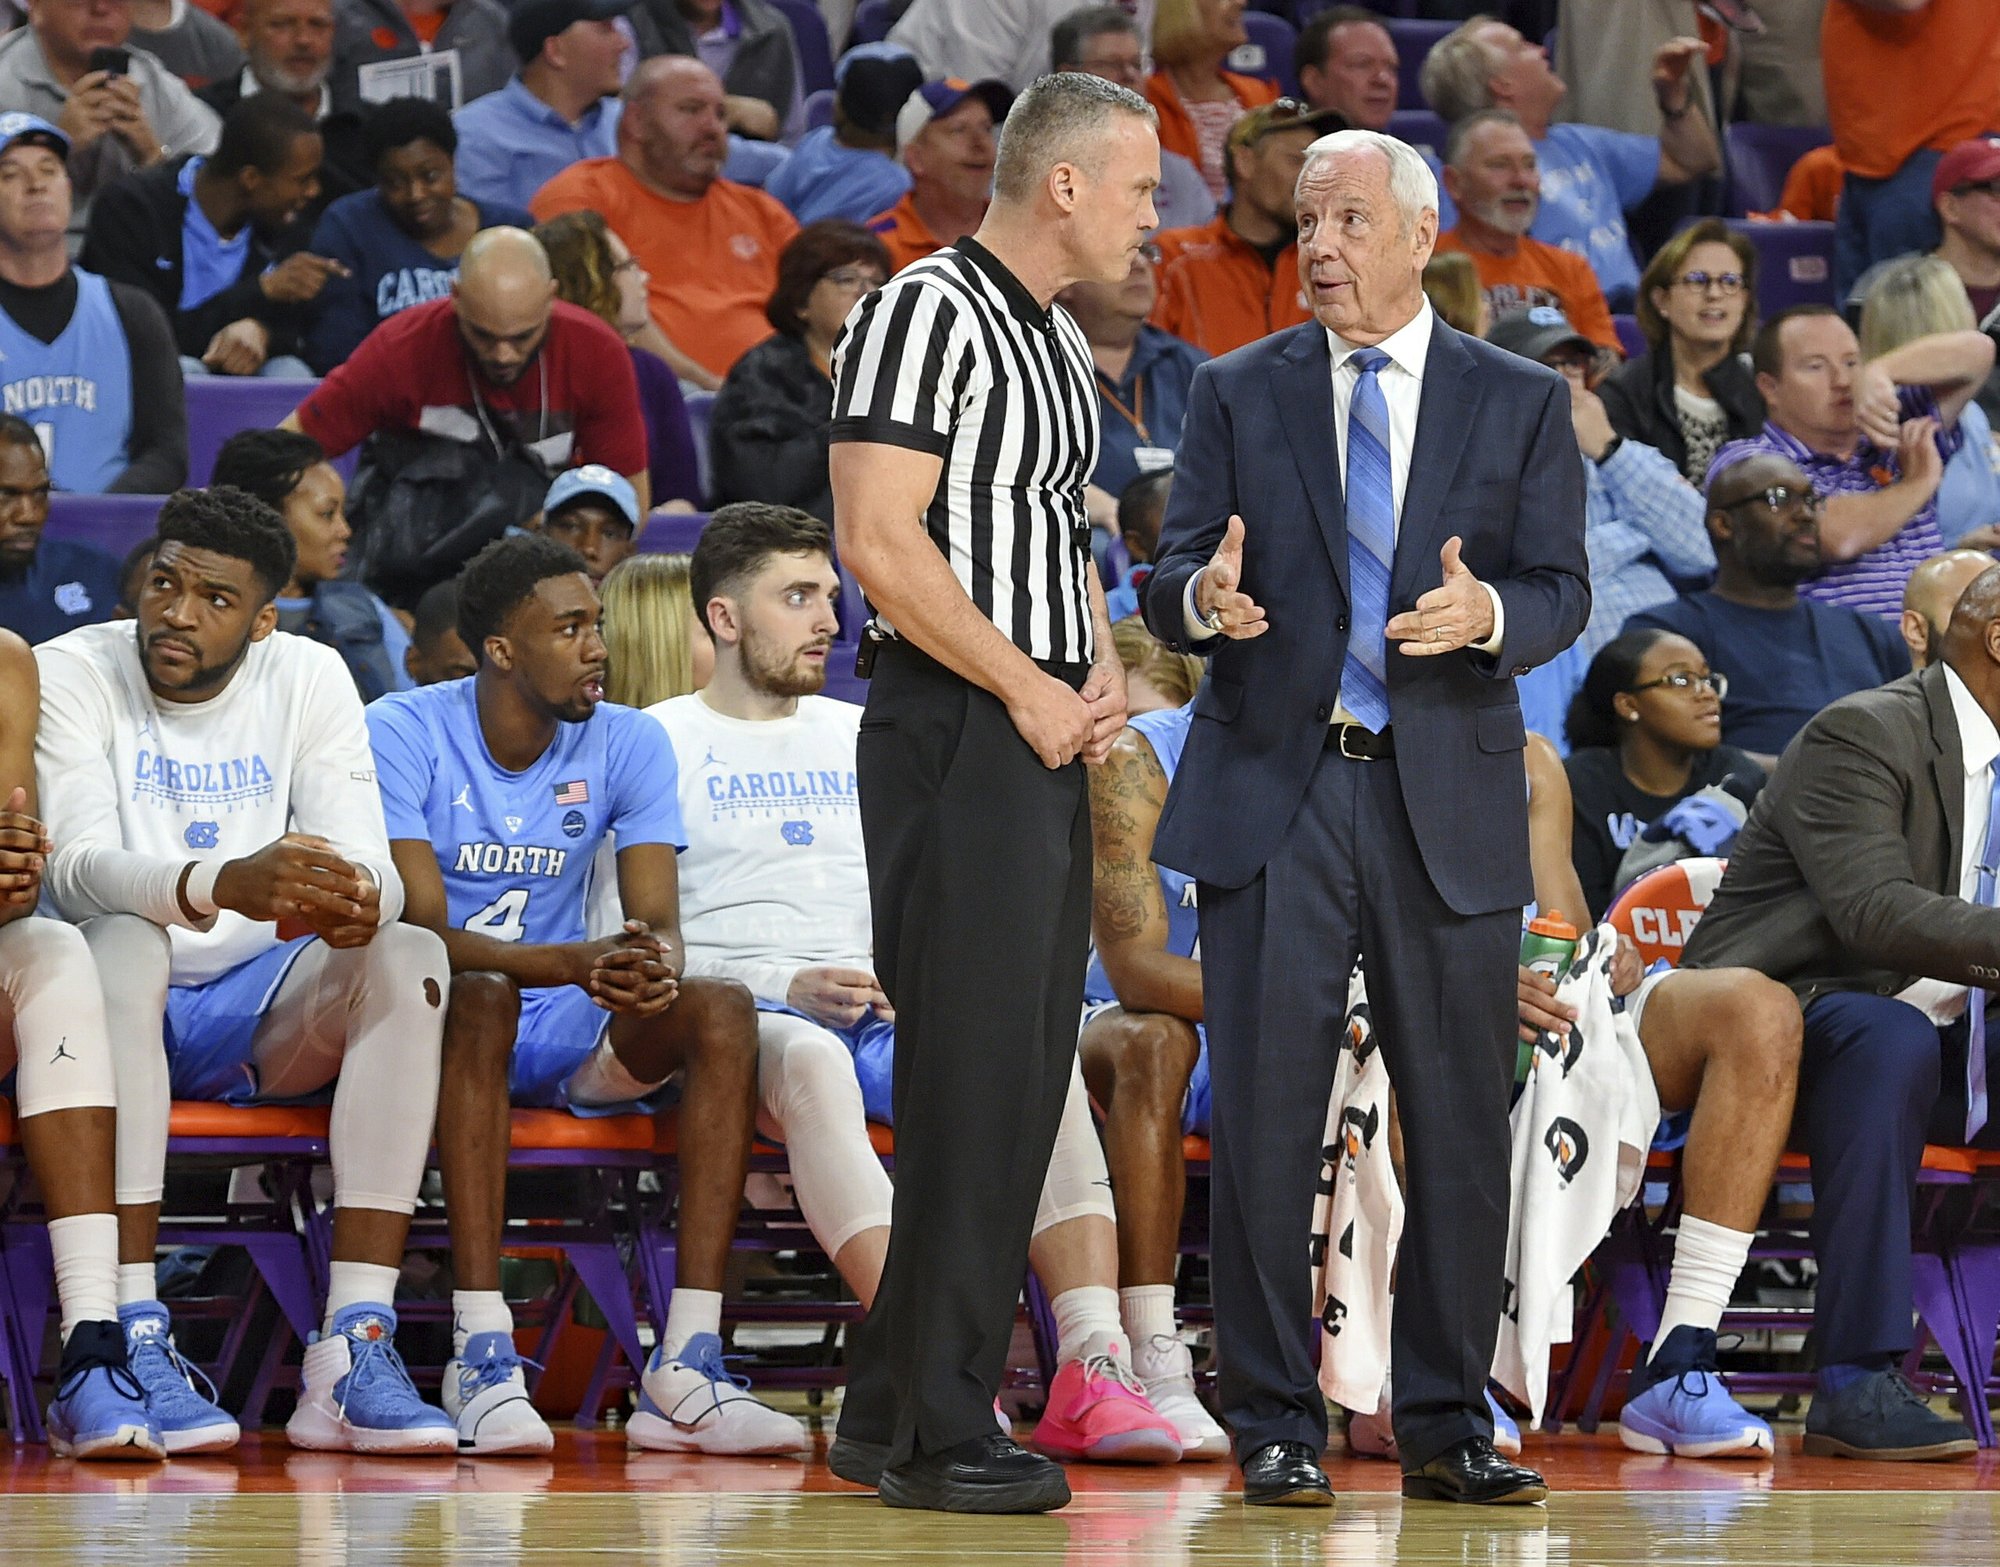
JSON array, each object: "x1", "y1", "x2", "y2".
[{"x1": 830, "y1": 238, "x2": 1100, "y2": 665}]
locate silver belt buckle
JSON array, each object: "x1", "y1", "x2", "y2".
[{"x1": 1337, "y1": 724, "x2": 1375, "y2": 761}]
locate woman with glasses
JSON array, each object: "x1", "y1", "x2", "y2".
[
  {"x1": 1562, "y1": 627, "x2": 1766, "y2": 920},
  {"x1": 1144, "y1": 0, "x2": 1279, "y2": 200},
  {"x1": 1602, "y1": 220, "x2": 1766, "y2": 485}
]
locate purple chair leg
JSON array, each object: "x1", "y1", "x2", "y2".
[
  {"x1": 562, "y1": 1243, "x2": 648, "y2": 1395},
  {"x1": 0, "y1": 1223, "x2": 53, "y2": 1443},
  {"x1": 1945, "y1": 1243, "x2": 2000, "y2": 1447},
  {"x1": 1023, "y1": 1271, "x2": 1059, "y2": 1392}
]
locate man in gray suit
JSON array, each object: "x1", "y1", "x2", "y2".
[
  {"x1": 1681, "y1": 569, "x2": 2000, "y2": 1463},
  {"x1": 1143, "y1": 128, "x2": 1589, "y2": 1506}
]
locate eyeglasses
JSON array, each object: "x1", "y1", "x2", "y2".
[
  {"x1": 821, "y1": 266, "x2": 885, "y2": 293},
  {"x1": 1626, "y1": 671, "x2": 1729, "y2": 699},
  {"x1": 1721, "y1": 483, "x2": 1825, "y2": 515},
  {"x1": 1674, "y1": 270, "x2": 1745, "y2": 296}
]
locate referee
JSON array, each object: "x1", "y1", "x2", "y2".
[{"x1": 823, "y1": 72, "x2": 1162, "y2": 1515}]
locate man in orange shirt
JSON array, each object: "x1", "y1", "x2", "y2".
[
  {"x1": 1824, "y1": 0, "x2": 2000, "y2": 296},
  {"x1": 864, "y1": 77, "x2": 1011, "y2": 275},
  {"x1": 1433, "y1": 109, "x2": 1618, "y2": 355},
  {"x1": 1149, "y1": 99, "x2": 1341, "y2": 358},
  {"x1": 529, "y1": 55, "x2": 796, "y2": 389}
]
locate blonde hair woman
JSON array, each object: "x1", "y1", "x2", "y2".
[
  {"x1": 1145, "y1": 0, "x2": 1279, "y2": 200},
  {"x1": 600, "y1": 554, "x2": 714, "y2": 710},
  {"x1": 1859, "y1": 253, "x2": 2000, "y2": 549},
  {"x1": 1422, "y1": 251, "x2": 1489, "y2": 338}
]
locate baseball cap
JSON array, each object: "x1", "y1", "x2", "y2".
[
  {"x1": 0, "y1": 113, "x2": 68, "y2": 162},
  {"x1": 1487, "y1": 306, "x2": 1594, "y2": 364},
  {"x1": 1933, "y1": 137, "x2": 2000, "y2": 201},
  {"x1": 895, "y1": 78, "x2": 1013, "y2": 150},
  {"x1": 837, "y1": 46, "x2": 924, "y2": 140},
  {"x1": 1226, "y1": 98, "x2": 1346, "y2": 153},
  {"x1": 544, "y1": 465, "x2": 639, "y2": 528},
  {"x1": 508, "y1": 0, "x2": 635, "y2": 65}
]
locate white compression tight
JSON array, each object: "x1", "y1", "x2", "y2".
[
  {"x1": 0, "y1": 916, "x2": 117, "y2": 1118},
  {"x1": 84, "y1": 915, "x2": 448, "y2": 1213},
  {"x1": 754, "y1": 1011, "x2": 1114, "y2": 1261}
]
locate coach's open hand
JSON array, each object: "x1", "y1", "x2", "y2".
[
  {"x1": 1387, "y1": 537, "x2": 1494, "y2": 656},
  {"x1": 1193, "y1": 515, "x2": 1267, "y2": 639}
]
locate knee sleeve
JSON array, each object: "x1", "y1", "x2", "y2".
[
  {"x1": 756, "y1": 1013, "x2": 893, "y2": 1258},
  {"x1": 1032, "y1": 1056, "x2": 1115, "y2": 1238},
  {"x1": 81, "y1": 914, "x2": 172, "y2": 1207},
  {"x1": 326, "y1": 925, "x2": 448, "y2": 1216},
  {"x1": 0, "y1": 917, "x2": 117, "y2": 1118}
]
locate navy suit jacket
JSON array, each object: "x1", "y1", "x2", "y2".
[{"x1": 1141, "y1": 314, "x2": 1590, "y2": 914}]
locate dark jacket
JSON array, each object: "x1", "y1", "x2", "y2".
[
  {"x1": 709, "y1": 331, "x2": 831, "y2": 520},
  {"x1": 631, "y1": 0, "x2": 799, "y2": 126},
  {"x1": 197, "y1": 76, "x2": 371, "y2": 223},
  {"x1": 330, "y1": 0, "x2": 514, "y2": 114},
  {"x1": 1599, "y1": 347, "x2": 1765, "y2": 484},
  {"x1": 276, "y1": 580, "x2": 402, "y2": 702},
  {"x1": 78, "y1": 157, "x2": 310, "y2": 361},
  {"x1": 1683, "y1": 662, "x2": 2000, "y2": 1001}
]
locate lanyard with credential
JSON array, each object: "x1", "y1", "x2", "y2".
[{"x1": 1096, "y1": 370, "x2": 1150, "y2": 444}]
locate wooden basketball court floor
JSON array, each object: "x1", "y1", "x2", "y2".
[{"x1": 2, "y1": 1426, "x2": 1994, "y2": 1565}]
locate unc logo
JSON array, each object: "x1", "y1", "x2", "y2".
[
  {"x1": 53, "y1": 580, "x2": 92, "y2": 615},
  {"x1": 561, "y1": 809, "x2": 586, "y2": 839},
  {"x1": 184, "y1": 820, "x2": 219, "y2": 849},
  {"x1": 780, "y1": 820, "x2": 814, "y2": 846}
]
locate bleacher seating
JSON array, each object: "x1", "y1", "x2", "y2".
[
  {"x1": 1725, "y1": 122, "x2": 1834, "y2": 219},
  {"x1": 44, "y1": 492, "x2": 165, "y2": 559},
  {"x1": 771, "y1": 0, "x2": 837, "y2": 96},
  {"x1": 1611, "y1": 313, "x2": 1646, "y2": 361},
  {"x1": 183, "y1": 376, "x2": 322, "y2": 488},
  {"x1": 804, "y1": 86, "x2": 835, "y2": 131},
  {"x1": 1231, "y1": 11, "x2": 1300, "y2": 96},
  {"x1": 1385, "y1": 18, "x2": 1454, "y2": 111},
  {"x1": 1387, "y1": 106, "x2": 1447, "y2": 160},
  {"x1": 1723, "y1": 217, "x2": 1838, "y2": 315},
  {"x1": 850, "y1": 0, "x2": 890, "y2": 46},
  {"x1": 684, "y1": 389, "x2": 716, "y2": 505}
]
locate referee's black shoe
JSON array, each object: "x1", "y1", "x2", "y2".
[
  {"x1": 827, "y1": 1431, "x2": 889, "y2": 1488},
  {"x1": 878, "y1": 1434, "x2": 1072, "y2": 1513},
  {"x1": 1241, "y1": 1440, "x2": 1336, "y2": 1506}
]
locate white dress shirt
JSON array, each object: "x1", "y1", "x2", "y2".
[
  {"x1": 1897, "y1": 663, "x2": 2000, "y2": 1024},
  {"x1": 1182, "y1": 301, "x2": 1504, "y2": 720}
]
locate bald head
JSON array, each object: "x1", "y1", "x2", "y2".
[
  {"x1": 453, "y1": 227, "x2": 556, "y2": 387},
  {"x1": 1907, "y1": 550, "x2": 1999, "y2": 670},
  {"x1": 1704, "y1": 451, "x2": 1823, "y2": 590},
  {"x1": 620, "y1": 56, "x2": 728, "y2": 197}
]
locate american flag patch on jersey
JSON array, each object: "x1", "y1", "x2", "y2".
[{"x1": 554, "y1": 780, "x2": 589, "y2": 805}]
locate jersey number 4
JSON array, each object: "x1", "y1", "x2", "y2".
[{"x1": 464, "y1": 888, "x2": 530, "y2": 942}]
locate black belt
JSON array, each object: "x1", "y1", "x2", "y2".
[{"x1": 1328, "y1": 722, "x2": 1394, "y2": 761}]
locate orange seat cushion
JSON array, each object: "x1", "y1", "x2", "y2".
[
  {"x1": 507, "y1": 1109, "x2": 653, "y2": 1151},
  {"x1": 166, "y1": 1101, "x2": 331, "y2": 1140}
]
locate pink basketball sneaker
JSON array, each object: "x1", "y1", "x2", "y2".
[{"x1": 1028, "y1": 1334, "x2": 1184, "y2": 1465}]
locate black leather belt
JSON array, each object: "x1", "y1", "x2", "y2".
[{"x1": 1329, "y1": 723, "x2": 1395, "y2": 761}]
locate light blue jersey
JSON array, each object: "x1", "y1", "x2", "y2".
[{"x1": 0, "y1": 269, "x2": 134, "y2": 493}]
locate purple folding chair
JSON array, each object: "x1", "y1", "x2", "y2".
[
  {"x1": 683, "y1": 390, "x2": 716, "y2": 504},
  {"x1": 769, "y1": 0, "x2": 835, "y2": 95},
  {"x1": 636, "y1": 511, "x2": 710, "y2": 556},
  {"x1": 850, "y1": 0, "x2": 889, "y2": 46},
  {"x1": 1386, "y1": 19, "x2": 1454, "y2": 111},
  {"x1": 1612, "y1": 314, "x2": 1646, "y2": 361},
  {"x1": 1725, "y1": 219, "x2": 1837, "y2": 316},
  {"x1": 1725, "y1": 122, "x2": 1833, "y2": 219},
  {"x1": 42, "y1": 492, "x2": 165, "y2": 559},
  {"x1": 183, "y1": 376, "x2": 321, "y2": 487},
  {"x1": 804, "y1": 86, "x2": 834, "y2": 132},
  {"x1": 1387, "y1": 107, "x2": 1448, "y2": 160},
  {"x1": 1231, "y1": 11, "x2": 1300, "y2": 95}
]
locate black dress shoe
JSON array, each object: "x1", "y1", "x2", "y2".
[
  {"x1": 827, "y1": 1431, "x2": 890, "y2": 1488},
  {"x1": 1241, "y1": 1440, "x2": 1336, "y2": 1506},
  {"x1": 1402, "y1": 1436, "x2": 1547, "y2": 1505},
  {"x1": 878, "y1": 1434, "x2": 1071, "y2": 1514}
]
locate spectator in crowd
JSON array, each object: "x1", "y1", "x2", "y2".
[
  {"x1": 283, "y1": 226, "x2": 649, "y2": 606},
  {"x1": 531, "y1": 57, "x2": 799, "y2": 390},
  {"x1": 1143, "y1": 0, "x2": 1279, "y2": 202},
  {"x1": 80, "y1": 92, "x2": 333, "y2": 377},
  {"x1": 1432, "y1": 109, "x2": 1618, "y2": 354},
  {"x1": 1294, "y1": 5, "x2": 1397, "y2": 133},
  {"x1": 131, "y1": 0, "x2": 243, "y2": 87},
  {"x1": 1050, "y1": 7, "x2": 1213, "y2": 232},
  {"x1": 0, "y1": 113, "x2": 186, "y2": 495},
  {"x1": 1732, "y1": 0, "x2": 1825, "y2": 128},
  {"x1": 863, "y1": 77, "x2": 1010, "y2": 276},
  {"x1": 887, "y1": 0, "x2": 1158, "y2": 96},
  {"x1": 1108, "y1": 608, "x2": 1198, "y2": 714},
  {"x1": 1850, "y1": 139, "x2": 2000, "y2": 331},
  {"x1": 599, "y1": 550, "x2": 711, "y2": 706},
  {"x1": 711, "y1": 219, "x2": 888, "y2": 525},
  {"x1": 764, "y1": 43, "x2": 919, "y2": 226},
  {"x1": 202, "y1": 0, "x2": 367, "y2": 212},
  {"x1": 1105, "y1": 466, "x2": 1171, "y2": 621},
  {"x1": 1149, "y1": 99, "x2": 1340, "y2": 358},
  {"x1": 1771, "y1": 141, "x2": 1843, "y2": 223},
  {"x1": 0, "y1": 415, "x2": 122, "y2": 643},
  {"x1": 1627, "y1": 450, "x2": 1910, "y2": 768},
  {"x1": 1822, "y1": 0, "x2": 2000, "y2": 297},
  {"x1": 1713, "y1": 304, "x2": 1991, "y2": 620},
  {"x1": 535, "y1": 208, "x2": 701, "y2": 509},
  {"x1": 209, "y1": 426, "x2": 413, "y2": 699},
  {"x1": 450, "y1": 0, "x2": 630, "y2": 213},
  {"x1": 1549, "y1": 0, "x2": 1719, "y2": 143},
  {"x1": 1562, "y1": 627, "x2": 1765, "y2": 921},
  {"x1": 404, "y1": 574, "x2": 475, "y2": 683},
  {"x1": 1421, "y1": 250, "x2": 1488, "y2": 337},
  {"x1": 1060, "y1": 246, "x2": 1206, "y2": 519},
  {"x1": 1677, "y1": 565, "x2": 2000, "y2": 1464},
  {"x1": 1488, "y1": 307, "x2": 1714, "y2": 747},
  {"x1": 534, "y1": 463, "x2": 638, "y2": 586},
  {"x1": 113, "y1": 531, "x2": 155, "y2": 616},
  {"x1": 1601, "y1": 220, "x2": 1764, "y2": 487},
  {"x1": 627, "y1": 0, "x2": 804, "y2": 144},
  {"x1": 1901, "y1": 547, "x2": 1994, "y2": 672},
  {"x1": 0, "y1": 0, "x2": 221, "y2": 241},
  {"x1": 303, "y1": 96, "x2": 529, "y2": 373},
  {"x1": 1859, "y1": 254, "x2": 2000, "y2": 549},
  {"x1": 330, "y1": 0, "x2": 513, "y2": 113},
  {"x1": 1420, "y1": 18, "x2": 1719, "y2": 308}
]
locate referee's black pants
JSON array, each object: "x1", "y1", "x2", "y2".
[{"x1": 836, "y1": 638, "x2": 1094, "y2": 1464}]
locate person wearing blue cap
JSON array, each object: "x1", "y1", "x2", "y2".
[
  {"x1": 764, "y1": 44, "x2": 919, "y2": 226},
  {"x1": 0, "y1": 111, "x2": 187, "y2": 498},
  {"x1": 864, "y1": 77, "x2": 1013, "y2": 275},
  {"x1": 536, "y1": 463, "x2": 641, "y2": 586}
]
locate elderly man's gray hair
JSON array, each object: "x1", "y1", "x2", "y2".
[
  {"x1": 993, "y1": 71, "x2": 1156, "y2": 203},
  {"x1": 1298, "y1": 128, "x2": 1440, "y2": 229}
]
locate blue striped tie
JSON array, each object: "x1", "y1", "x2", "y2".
[
  {"x1": 1966, "y1": 768, "x2": 2000, "y2": 1140},
  {"x1": 1339, "y1": 347, "x2": 1394, "y2": 734}
]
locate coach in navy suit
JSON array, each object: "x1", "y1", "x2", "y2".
[{"x1": 1142, "y1": 129, "x2": 1589, "y2": 1507}]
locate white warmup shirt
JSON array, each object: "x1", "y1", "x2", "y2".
[
  {"x1": 34, "y1": 623, "x2": 404, "y2": 984},
  {"x1": 645, "y1": 692, "x2": 871, "y2": 1002}
]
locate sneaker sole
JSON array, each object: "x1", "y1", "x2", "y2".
[
  {"x1": 461, "y1": 1427, "x2": 557, "y2": 1456},
  {"x1": 287, "y1": 1406, "x2": 459, "y2": 1455},
  {"x1": 1031, "y1": 1424, "x2": 1184, "y2": 1465},
  {"x1": 1800, "y1": 1432, "x2": 1979, "y2": 1461},
  {"x1": 879, "y1": 1465, "x2": 1071, "y2": 1514},
  {"x1": 827, "y1": 1435, "x2": 889, "y2": 1488},
  {"x1": 1620, "y1": 1421, "x2": 1773, "y2": 1459},
  {"x1": 1243, "y1": 1482, "x2": 1337, "y2": 1507},
  {"x1": 162, "y1": 1421, "x2": 241, "y2": 1455},
  {"x1": 50, "y1": 1423, "x2": 168, "y2": 1462},
  {"x1": 625, "y1": 1409, "x2": 810, "y2": 1456},
  {"x1": 1179, "y1": 1432, "x2": 1232, "y2": 1461}
]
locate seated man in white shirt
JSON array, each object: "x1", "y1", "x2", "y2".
[
  {"x1": 651, "y1": 502, "x2": 1197, "y2": 1478},
  {"x1": 33, "y1": 487, "x2": 457, "y2": 1458}
]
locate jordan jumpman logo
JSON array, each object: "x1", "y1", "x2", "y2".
[{"x1": 50, "y1": 1036, "x2": 75, "y2": 1064}]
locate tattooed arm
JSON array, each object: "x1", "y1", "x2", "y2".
[{"x1": 1087, "y1": 726, "x2": 1204, "y2": 1021}]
